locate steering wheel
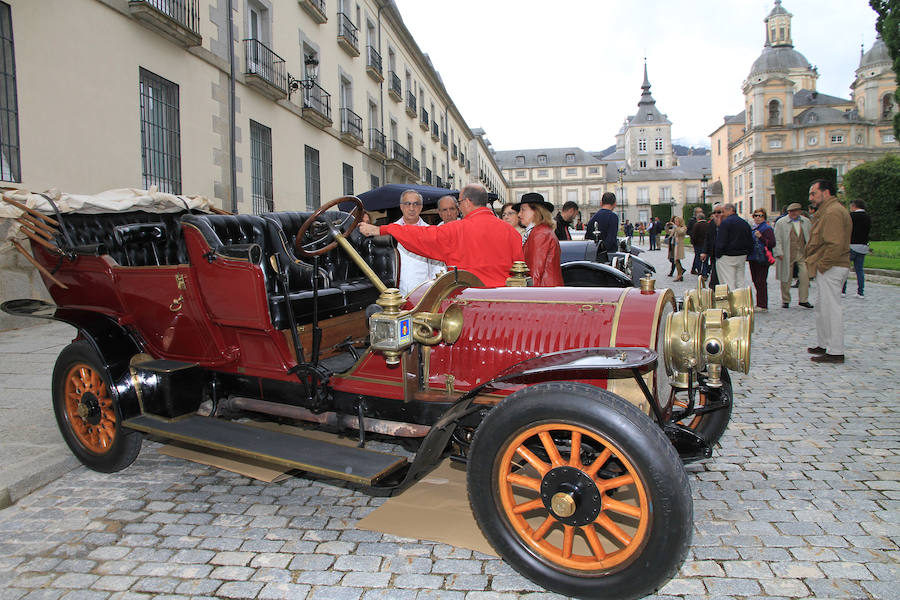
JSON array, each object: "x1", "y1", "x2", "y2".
[{"x1": 293, "y1": 195, "x2": 364, "y2": 257}]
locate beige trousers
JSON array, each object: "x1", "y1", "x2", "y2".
[
  {"x1": 815, "y1": 265, "x2": 849, "y2": 355},
  {"x1": 780, "y1": 258, "x2": 809, "y2": 304},
  {"x1": 716, "y1": 255, "x2": 747, "y2": 291}
]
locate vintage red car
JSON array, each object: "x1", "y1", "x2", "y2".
[{"x1": 1, "y1": 189, "x2": 753, "y2": 600}]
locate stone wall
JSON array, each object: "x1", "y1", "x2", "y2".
[{"x1": 0, "y1": 222, "x2": 53, "y2": 331}]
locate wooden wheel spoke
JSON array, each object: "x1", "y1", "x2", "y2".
[
  {"x1": 512, "y1": 497, "x2": 545, "y2": 515},
  {"x1": 602, "y1": 495, "x2": 643, "y2": 519},
  {"x1": 515, "y1": 445, "x2": 551, "y2": 477},
  {"x1": 596, "y1": 473, "x2": 634, "y2": 492},
  {"x1": 530, "y1": 515, "x2": 555, "y2": 542},
  {"x1": 596, "y1": 513, "x2": 633, "y2": 546},
  {"x1": 584, "y1": 447, "x2": 612, "y2": 478},
  {"x1": 506, "y1": 472, "x2": 542, "y2": 492},
  {"x1": 568, "y1": 431, "x2": 582, "y2": 468},
  {"x1": 562, "y1": 525, "x2": 575, "y2": 558},
  {"x1": 581, "y1": 524, "x2": 608, "y2": 560},
  {"x1": 538, "y1": 431, "x2": 565, "y2": 468}
]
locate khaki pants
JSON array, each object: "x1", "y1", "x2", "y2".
[
  {"x1": 780, "y1": 258, "x2": 809, "y2": 304},
  {"x1": 815, "y1": 265, "x2": 849, "y2": 355},
  {"x1": 716, "y1": 255, "x2": 747, "y2": 291}
]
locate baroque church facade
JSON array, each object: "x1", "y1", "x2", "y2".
[{"x1": 709, "y1": 0, "x2": 898, "y2": 217}]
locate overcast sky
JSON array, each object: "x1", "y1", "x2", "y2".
[{"x1": 392, "y1": 0, "x2": 882, "y2": 152}]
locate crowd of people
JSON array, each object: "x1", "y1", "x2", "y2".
[{"x1": 357, "y1": 180, "x2": 870, "y2": 364}]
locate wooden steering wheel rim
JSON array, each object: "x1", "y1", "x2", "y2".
[{"x1": 293, "y1": 195, "x2": 364, "y2": 257}]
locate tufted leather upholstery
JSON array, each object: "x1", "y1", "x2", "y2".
[{"x1": 59, "y1": 211, "x2": 190, "y2": 266}]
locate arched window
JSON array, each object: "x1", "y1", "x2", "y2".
[
  {"x1": 883, "y1": 95, "x2": 894, "y2": 119},
  {"x1": 768, "y1": 100, "x2": 781, "y2": 126}
]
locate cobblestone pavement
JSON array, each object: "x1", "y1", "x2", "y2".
[{"x1": 0, "y1": 249, "x2": 898, "y2": 599}]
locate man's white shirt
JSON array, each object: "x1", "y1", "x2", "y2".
[{"x1": 393, "y1": 217, "x2": 444, "y2": 295}]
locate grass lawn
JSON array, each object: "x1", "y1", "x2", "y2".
[{"x1": 867, "y1": 241, "x2": 900, "y2": 271}]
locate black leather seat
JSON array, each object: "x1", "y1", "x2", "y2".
[{"x1": 59, "y1": 211, "x2": 189, "y2": 266}]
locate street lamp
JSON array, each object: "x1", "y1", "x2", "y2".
[
  {"x1": 700, "y1": 174, "x2": 709, "y2": 208},
  {"x1": 288, "y1": 56, "x2": 320, "y2": 99},
  {"x1": 617, "y1": 166, "x2": 626, "y2": 222}
]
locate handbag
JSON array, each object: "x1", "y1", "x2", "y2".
[{"x1": 765, "y1": 247, "x2": 775, "y2": 265}]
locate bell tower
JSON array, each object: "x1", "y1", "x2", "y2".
[{"x1": 765, "y1": 0, "x2": 793, "y2": 48}]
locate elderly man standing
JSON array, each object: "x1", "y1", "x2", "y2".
[
  {"x1": 714, "y1": 203, "x2": 753, "y2": 291},
  {"x1": 436, "y1": 195, "x2": 459, "y2": 226},
  {"x1": 359, "y1": 183, "x2": 524, "y2": 288},
  {"x1": 806, "y1": 179, "x2": 852, "y2": 364},
  {"x1": 392, "y1": 189, "x2": 441, "y2": 295},
  {"x1": 773, "y1": 202, "x2": 813, "y2": 309}
]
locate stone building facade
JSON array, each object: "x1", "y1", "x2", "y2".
[{"x1": 710, "y1": 0, "x2": 899, "y2": 217}]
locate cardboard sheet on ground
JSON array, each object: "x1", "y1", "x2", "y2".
[
  {"x1": 158, "y1": 442, "x2": 292, "y2": 483},
  {"x1": 357, "y1": 459, "x2": 496, "y2": 556}
]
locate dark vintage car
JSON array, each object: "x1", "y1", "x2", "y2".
[{"x1": 1, "y1": 190, "x2": 753, "y2": 600}]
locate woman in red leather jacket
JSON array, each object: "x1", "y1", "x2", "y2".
[{"x1": 517, "y1": 193, "x2": 564, "y2": 286}]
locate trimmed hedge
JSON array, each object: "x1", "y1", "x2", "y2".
[
  {"x1": 683, "y1": 203, "x2": 713, "y2": 222},
  {"x1": 843, "y1": 154, "x2": 900, "y2": 241},
  {"x1": 773, "y1": 168, "x2": 837, "y2": 213},
  {"x1": 651, "y1": 204, "x2": 673, "y2": 222}
]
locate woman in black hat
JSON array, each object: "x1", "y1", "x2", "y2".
[{"x1": 516, "y1": 193, "x2": 563, "y2": 287}]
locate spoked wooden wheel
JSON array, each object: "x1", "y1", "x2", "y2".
[
  {"x1": 62, "y1": 362, "x2": 117, "y2": 454},
  {"x1": 52, "y1": 341, "x2": 141, "y2": 472},
  {"x1": 468, "y1": 382, "x2": 692, "y2": 600},
  {"x1": 497, "y1": 423, "x2": 649, "y2": 571}
]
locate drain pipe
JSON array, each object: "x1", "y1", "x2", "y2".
[
  {"x1": 227, "y1": 0, "x2": 238, "y2": 213},
  {"x1": 377, "y1": 2, "x2": 386, "y2": 186}
]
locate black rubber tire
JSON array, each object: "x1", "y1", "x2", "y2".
[
  {"x1": 52, "y1": 341, "x2": 141, "y2": 473},
  {"x1": 681, "y1": 370, "x2": 733, "y2": 447},
  {"x1": 467, "y1": 382, "x2": 692, "y2": 600}
]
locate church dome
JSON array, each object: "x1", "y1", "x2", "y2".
[
  {"x1": 860, "y1": 36, "x2": 891, "y2": 69},
  {"x1": 748, "y1": 44, "x2": 812, "y2": 78}
]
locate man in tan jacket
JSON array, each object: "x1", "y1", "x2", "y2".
[{"x1": 805, "y1": 179, "x2": 851, "y2": 364}]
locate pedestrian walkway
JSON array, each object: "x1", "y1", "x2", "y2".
[{"x1": 0, "y1": 252, "x2": 897, "y2": 599}]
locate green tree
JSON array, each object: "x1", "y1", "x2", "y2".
[
  {"x1": 843, "y1": 154, "x2": 900, "y2": 240},
  {"x1": 773, "y1": 168, "x2": 837, "y2": 213},
  {"x1": 870, "y1": 0, "x2": 900, "y2": 140}
]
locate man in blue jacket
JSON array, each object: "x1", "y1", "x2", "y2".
[
  {"x1": 584, "y1": 192, "x2": 619, "y2": 256},
  {"x1": 714, "y1": 203, "x2": 754, "y2": 290}
]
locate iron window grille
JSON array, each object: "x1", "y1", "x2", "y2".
[
  {"x1": 369, "y1": 128, "x2": 386, "y2": 154},
  {"x1": 250, "y1": 120, "x2": 274, "y2": 213},
  {"x1": 0, "y1": 2, "x2": 19, "y2": 182},
  {"x1": 342, "y1": 162, "x2": 354, "y2": 196},
  {"x1": 139, "y1": 68, "x2": 182, "y2": 194},
  {"x1": 305, "y1": 145, "x2": 321, "y2": 209}
]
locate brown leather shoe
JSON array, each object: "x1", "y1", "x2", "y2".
[
  {"x1": 811, "y1": 353, "x2": 844, "y2": 364},
  {"x1": 807, "y1": 346, "x2": 826, "y2": 354}
]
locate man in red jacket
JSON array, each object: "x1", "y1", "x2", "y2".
[{"x1": 358, "y1": 183, "x2": 524, "y2": 288}]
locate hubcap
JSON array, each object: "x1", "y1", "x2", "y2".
[
  {"x1": 550, "y1": 492, "x2": 576, "y2": 518},
  {"x1": 540, "y1": 466, "x2": 602, "y2": 526},
  {"x1": 76, "y1": 392, "x2": 102, "y2": 425}
]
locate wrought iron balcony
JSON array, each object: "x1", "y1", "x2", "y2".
[
  {"x1": 465, "y1": 159, "x2": 470, "y2": 173},
  {"x1": 431, "y1": 121, "x2": 439, "y2": 141},
  {"x1": 337, "y1": 12, "x2": 359, "y2": 56},
  {"x1": 388, "y1": 71, "x2": 401, "y2": 101},
  {"x1": 424, "y1": 168, "x2": 433, "y2": 185},
  {"x1": 298, "y1": 0, "x2": 327, "y2": 24},
  {"x1": 129, "y1": 0, "x2": 201, "y2": 47},
  {"x1": 391, "y1": 140, "x2": 412, "y2": 170},
  {"x1": 301, "y1": 81, "x2": 332, "y2": 128},
  {"x1": 366, "y1": 46, "x2": 383, "y2": 81},
  {"x1": 369, "y1": 128, "x2": 386, "y2": 157},
  {"x1": 340, "y1": 108, "x2": 363, "y2": 146},
  {"x1": 419, "y1": 107, "x2": 429, "y2": 131},
  {"x1": 243, "y1": 39, "x2": 287, "y2": 98},
  {"x1": 411, "y1": 157, "x2": 420, "y2": 174},
  {"x1": 436, "y1": 175, "x2": 443, "y2": 188},
  {"x1": 405, "y1": 91, "x2": 416, "y2": 118}
]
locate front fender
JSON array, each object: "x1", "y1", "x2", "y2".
[{"x1": 2, "y1": 299, "x2": 144, "y2": 419}]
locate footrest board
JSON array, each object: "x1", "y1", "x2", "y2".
[{"x1": 123, "y1": 414, "x2": 407, "y2": 485}]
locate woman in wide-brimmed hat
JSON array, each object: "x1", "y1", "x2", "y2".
[{"x1": 516, "y1": 192, "x2": 563, "y2": 287}]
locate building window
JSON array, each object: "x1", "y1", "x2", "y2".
[
  {"x1": 830, "y1": 134, "x2": 844, "y2": 144},
  {"x1": 566, "y1": 190, "x2": 577, "y2": 203},
  {"x1": 515, "y1": 169, "x2": 526, "y2": 178},
  {"x1": 771, "y1": 167, "x2": 782, "y2": 183},
  {"x1": 856, "y1": 134, "x2": 864, "y2": 144},
  {"x1": 883, "y1": 95, "x2": 893, "y2": 119},
  {"x1": 638, "y1": 139, "x2": 647, "y2": 153},
  {"x1": 639, "y1": 160, "x2": 647, "y2": 169},
  {"x1": 537, "y1": 154, "x2": 547, "y2": 165},
  {"x1": 808, "y1": 136, "x2": 818, "y2": 145},
  {"x1": 565, "y1": 153, "x2": 575, "y2": 163},
  {"x1": 883, "y1": 133, "x2": 896, "y2": 143},
  {"x1": 659, "y1": 186, "x2": 671, "y2": 202},
  {"x1": 515, "y1": 155, "x2": 524, "y2": 166},
  {"x1": 637, "y1": 187, "x2": 649, "y2": 202},
  {"x1": 139, "y1": 68, "x2": 182, "y2": 194},
  {"x1": 647, "y1": 113, "x2": 654, "y2": 121},
  {"x1": 537, "y1": 168, "x2": 548, "y2": 177},
  {"x1": 717, "y1": 139, "x2": 721, "y2": 155},
  {"x1": 655, "y1": 159, "x2": 663, "y2": 168},
  {"x1": 342, "y1": 162, "x2": 353, "y2": 195},
  {"x1": 0, "y1": 2, "x2": 19, "y2": 182},
  {"x1": 370, "y1": 173, "x2": 379, "y2": 189},
  {"x1": 588, "y1": 167, "x2": 599, "y2": 175},
  {"x1": 566, "y1": 167, "x2": 576, "y2": 176},
  {"x1": 654, "y1": 138, "x2": 663, "y2": 151},
  {"x1": 304, "y1": 144, "x2": 320, "y2": 209},
  {"x1": 769, "y1": 139, "x2": 783, "y2": 149},
  {"x1": 249, "y1": 120, "x2": 273, "y2": 213},
  {"x1": 768, "y1": 99, "x2": 781, "y2": 126},
  {"x1": 589, "y1": 189, "x2": 600, "y2": 203}
]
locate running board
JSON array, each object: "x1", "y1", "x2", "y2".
[{"x1": 123, "y1": 414, "x2": 407, "y2": 485}]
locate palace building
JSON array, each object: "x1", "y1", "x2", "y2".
[
  {"x1": 0, "y1": 0, "x2": 507, "y2": 211},
  {"x1": 709, "y1": 0, "x2": 898, "y2": 216}
]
